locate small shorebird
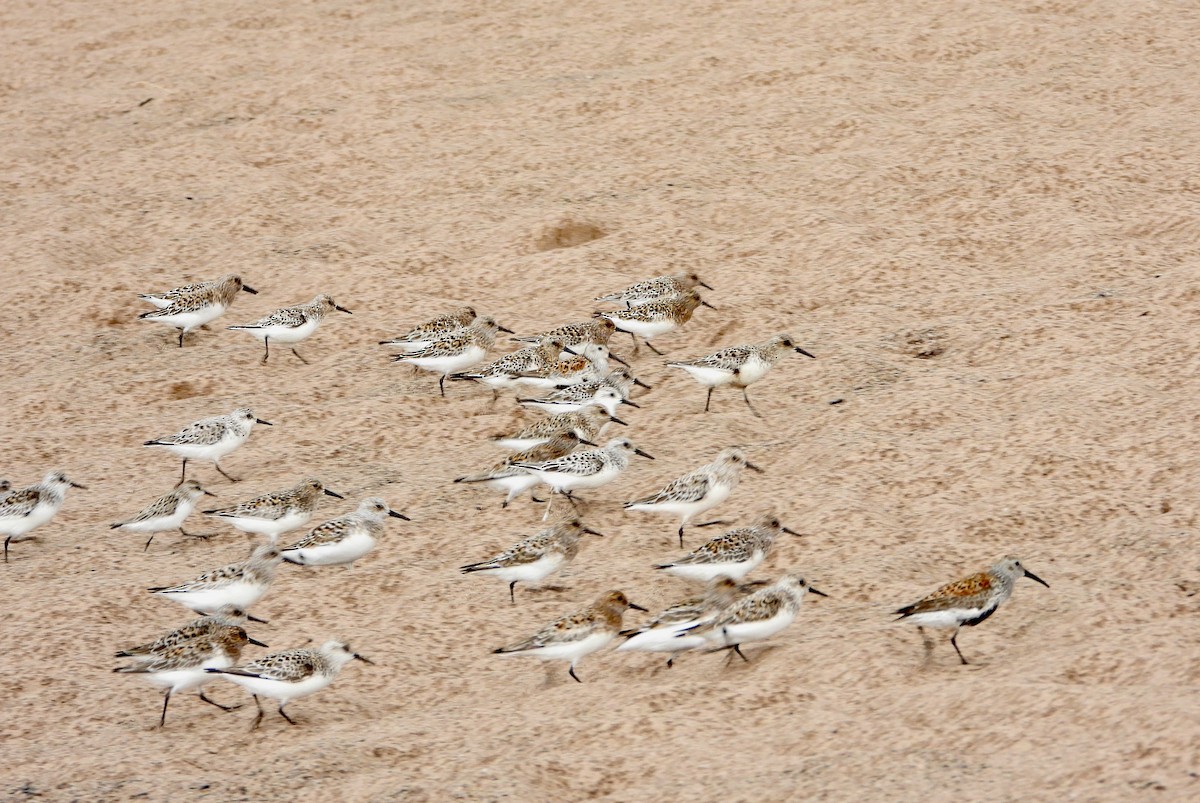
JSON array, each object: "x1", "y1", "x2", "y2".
[
  {"x1": 379, "y1": 306, "x2": 477, "y2": 352},
  {"x1": 393, "y1": 316, "x2": 511, "y2": 396},
  {"x1": 625, "y1": 448, "x2": 761, "y2": 547},
  {"x1": 448, "y1": 338, "x2": 565, "y2": 401},
  {"x1": 513, "y1": 438, "x2": 654, "y2": 518},
  {"x1": 668, "y1": 333, "x2": 815, "y2": 416},
  {"x1": 595, "y1": 272, "x2": 713, "y2": 307},
  {"x1": 489, "y1": 406, "x2": 623, "y2": 451},
  {"x1": 595, "y1": 288, "x2": 712, "y2": 355},
  {"x1": 681, "y1": 572, "x2": 826, "y2": 662},
  {"x1": 207, "y1": 640, "x2": 373, "y2": 729},
  {"x1": 138, "y1": 274, "x2": 258, "y2": 347},
  {"x1": 493, "y1": 590, "x2": 647, "y2": 682},
  {"x1": 0, "y1": 471, "x2": 85, "y2": 563},
  {"x1": 895, "y1": 556, "x2": 1049, "y2": 665},
  {"x1": 227, "y1": 294, "x2": 351, "y2": 364},
  {"x1": 454, "y1": 434, "x2": 593, "y2": 508},
  {"x1": 202, "y1": 478, "x2": 343, "y2": 541},
  {"x1": 143, "y1": 407, "x2": 271, "y2": 484},
  {"x1": 459, "y1": 517, "x2": 602, "y2": 602},
  {"x1": 512, "y1": 318, "x2": 618, "y2": 351},
  {"x1": 279, "y1": 498, "x2": 408, "y2": 567},
  {"x1": 617, "y1": 577, "x2": 761, "y2": 667},
  {"x1": 149, "y1": 544, "x2": 283, "y2": 615},
  {"x1": 653, "y1": 512, "x2": 799, "y2": 582},
  {"x1": 111, "y1": 480, "x2": 217, "y2": 551}
]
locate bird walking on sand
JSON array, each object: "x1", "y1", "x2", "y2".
[
  {"x1": 202, "y1": 478, "x2": 343, "y2": 541},
  {"x1": 617, "y1": 577, "x2": 762, "y2": 667},
  {"x1": 595, "y1": 288, "x2": 713, "y2": 355},
  {"x1": 0, "y1": 470, "x2": 85, "y2": 563},
  {"x1": 454, "y1": 434, "x2": 594, "y2": 508},
  {"x1": 143, "y1": 407, "x2": 271, "y2": 484},
  {"x1": 595, "y1": 272, "x2": 713, "y2": 308},
  {"x1": 680, "y1": 572, "x2": 826, "y2": 662},
  {"x1": 279, "y1": 498, "x2": 408, "y2": 567},
  {"x1": 460, "y1": 517, "x2": 602, "y2": 603},
  {"x1": 653, "y1": 512, "x2": 799, "y2": 582},
  {"x1": 111, "y1": 480, "x2": 217, "y2": 551},
  {"x1": 138, "y1": 274, "x2": 258, "y2": 347},
  {"x1": 393, "y1": 316, "x2": 511, "y2": 397},
  {"x1": 668, "y1": 333, "x2": 815, "y2": 416},
  {"x1": 895, "y1": 556, "x2": 1049, "y2": 665},
  {"x1": 228, "y1": 294, "x2": 351, "y2": 364},
  {"x1": 379, "y1": 306, "x2": 477, "y2": 352},
  {"x1": 625, "y1": 447, "x2": 761, "y2": 547},
  {"x1": 493, "y1": 590, "x2": 647, "y2": 682},
  {"x1": 206, "y1": 640, "x2": 373, "y2": 729}
]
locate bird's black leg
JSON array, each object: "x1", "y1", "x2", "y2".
[
  {"x1": 180, "y1": 459, "x2": 188, "y2": 484},
  {"x1": 251, "y1": 695, "x2": 265, "y2": 730},
  {"x1": 645, "y1": 340, "x2": 665, "y2": 356},
  {"x1": 629, "y1": 330, "x2": 639, "y2": 353},
  {"x1": 3, "y1": 536, "x2": 11, "y2": 564},
  {"x1": 733, "y1": 645, "x2": 749, "y2": 663},
  {"x1": 704, "y1": 388, "x2": 713, "y2": 413},
  {"x1": 509, "y1": 581, "x2": 517, "y2": 605},
  {"x1": 439, "y1": 375, "x2": 446, "y2": 397},
  {"x1": 568, "y1": 665, "x2": 582, "y2": 683},
  {"x1": 742, "y1": 389, "x2": 761, "y2": 418},
  {"x1": 262, "y1": 338, "x2": 270, "y2": 364},
  {"x1": 677, "y1": 525, "x2": 685, "y2": 549},
  {"x1": 215, "y1": 463, "x2": 239, "y2": 483},
  {"x1": 179, "y1": 528, "x2": 212, "y2": 540},
  {"x1": 291, "y1": 348, "x2": 309, "y2": 365},
  {"x1": 199, "y1": 691, "x2": 240, "y2": 711},
  {"x1": 178, "y1": 330, "x2": 184, "y2": 348},
  {"x1": 950, "y1": 631, "x2": 969, "y2": 665},
  {"x1": 143, "y1": 535, "x2": 154, "y2": 552},
  {"x1": 160, "y1": 690, "x2": 172, "y2": 727},
  {"x1": 278, "y1": 704, "x2": 296, "y2": 725}
]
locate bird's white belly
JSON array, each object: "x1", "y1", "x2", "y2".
[
  {"x1": 258, "y1": 319, "x2": 319, "y2": 344},
  {"x1": 405, "y1": 346, "x2": 486, "y2": 375},
  {"x1": 675, "y1": 364, "x2": 736, "y2": 388},
  {"x1": 619, "y1": 623, "x2": 706, "y2": 654},
  {"x1": 608, "y1": 317, "x2": 676, "y2": 338},
  {"x1": 512, "y1": 632, "x2": 613, "y2": 662},
  {"x1": 287, "y1": 531, "x2": 375, "y2": 566},
  {"x1": 221, "y1": 510, "x2": 310, "y2": 537},
  {"x1": 120, "y1": 505, "x2": 192, "y2": 534},
  {"x1": 221, "y1": 672, "x2": 332, "y2": 704},
  {"x1": 711, "y1": 608, "x2": 796, "y2": 645},
  {"x1": 483, "y1": 554, "x2": 566, "y2": 584},
  {"x1": 154, "y1": 304, "x2": 227, "y2": 332},
  {"x1": 903, "y1": 609, "x2": 980, "y2": 629},
  {"x1": 732, "y1": 357, "x2": 772, "y2": 387},
  {"x1": 161, "y1": 581, "x2": 267, "y2": 613},
  {"x1": 663, "y1": 554, "x2": 762, "y2": 583},
  {"x1": 1, "y1": 502, "x2": 58, "y2": 537},
  {"x1": 165, "y1": 432, "x2": 244, "y2": 462}
]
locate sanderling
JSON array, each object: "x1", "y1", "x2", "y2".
[
  {"x1": 518, "y1": 385, "x2": 639, "y2": 417},
  {"x1": 595, "y1": 288, "x2": 712, "y2": 355},
  {"x1": 206, "y1": 640, "x2": 372, "y2": 729},
  {"x1": 116, "y1": 605, "x2": 260, "y2": 659},
  {"x1": 143, "y1": 407, "x2": 271, "y2": 484},
  {"x1": 513, "y1": 438, "x2": 654, "y2": 518},
  {"x1": 680, "y1": 572, "x2": 826, "y2": 662},
  {"x1": 490, "y1": 406, "x2": 624, "y2": 451},
  {"x1": 138, "y1": 274, "x2": 259, "y2": 347},
  {"x1": 111, "y1": 480, "x2": 217, "y2": 551},
  {"x1": 149, "y1": 543, "x2": 282, "y2": 614},
  {"x1": 625, "y1": 447, "x2": 761, "y2": 547},
  {"x1": 595, "y1": 272, "x2": 713, "y2": 307},
  {"x1": 227, "y1": 294, "x2": 351, "y2": 364},
  {"x1": 460, "y1": 517, "x2": 602, "y2": 602},
  {"x1": 449, "y1": 338, "x2": 565, "y2": 400},
  {"x1": 895, "y1": 556, "x2": 1049, "y2": 665},
  {"x1": 668, "y1": 333, "x2": 815, "y2": 416},
  {"x1": 519, "y1": 368, "x2": 651, "y2": 416},
  {"x1": 515, "y1": 344, "x2": 627, "y2": 392},
  {"x1": 138, "y1": 273, "x2": 259, "y2": 309},
  {"x1": 493, "y1": 590, "x2": 647, "y2": 682},
  {"x1": 393, "y1": 316, "x2": 510, "y2": 396},
  {"x1": 203, "y1": 478, "x2": 343, "y2": 541},
  {"x1": 379, "y1": 306, "x2": 477, "y2": 352},
  {"x1": 454, "y1": 434, "x2": 592, "y2": 508},
  {"x1": 280, "y1": 498, "x2": 408, "y2": 567},
  {"x1": 0, "y1": 471, "x2": 85, "y2": 563},
  {"x1": 512, "y1": 318, "x2": 618, "y2": 351},
  {"x1": 115, "y1": 619, "x2": 259, "y2": 727},
  {"x1": 617, "y1": 577, "x2": 762, "y2": 667},
  {"x1": 653, "y1": 512, "x2": 799, "y2": 581}
]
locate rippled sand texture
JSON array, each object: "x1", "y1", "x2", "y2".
[{"x1": 2, "y1": 0, "x2": 1199, "y2": 799}]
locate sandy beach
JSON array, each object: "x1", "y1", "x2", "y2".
[{"x1": 2, "y1": 0, "x2": 1199, "y2": 799}]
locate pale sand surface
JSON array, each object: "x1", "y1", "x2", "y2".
[{"x1": 2, "y1": 0, "x2": 1200, "y2": 799}]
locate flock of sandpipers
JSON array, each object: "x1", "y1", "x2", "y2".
[{"x1": 0, "y1": 271, "x2": 1049, "y2": 729}]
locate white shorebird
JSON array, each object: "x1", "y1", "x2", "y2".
[
  {"x1": 207, "y1": 640, "x2": 373, "y2": 729},
  {"x1": 143, "y1": 407, "x2": 271, "y2": 483},
  {"x1": 202, "y1": 478, "x2": 343, "y2": 541},
  {"x1": 379, "y1": 306, "x2": 477, "y2": 352},
  {"x1": 114, "y1": 608, "x2": 266, "y2": 727},
  {"x1": 513, "y1": 438, "x2": 654, "y2": 519},
  {"x1": 681, "y1": 572, "x2": 826, "y2": 662},
  {"x1": 493, "y1": 590, "x2": 647, "y2": 682},
  {"x1": 668, "y1": 333, "x2": 815, "y2": 416},
  {"x1": 489, "y1": 406, "x2": 623, "y2": 451},
  {"x1": 595, "y1": 272, "x2": 713, "y2": 307},
  {"x1": 895, "y1": 556, "x2": 1049, "y2": 665},
  {"x1": 149, "y1": 544, "x2": 283, "y2": 615},
  {"x1": 653, "y1": 513, "x2": 799, "y2": 582},
  {"x1": 110, "y1": 480, "x2": 217, "y2": 551},
  {"x1": 279, "y1": 498, "x2": 408, "y2": 567},
  {"x1": 0, "y1": 471, "x2": 85, "y2": 563},
  {"x1": 227, "y1": 294, "x2": 352, "y2": 364},
  {"x1": 617, "y1": 577, "x2": 762, "y2": 667},
  {"x1": 454, "y1": 434, "x2": 593, "y2": 508},
  {"x1": 138, "y1": 274, "x2": 259, "y2": 347},
  {"x1": 512, "y1": 318, "x2": 618, "y2": 351},
  {"x1": 393, "y1": 316, "x2": 511, "y2": 396},
  {"x1": 595, "y1": 288, "x2": 713, "y2": 355},
  {"x1": 517, "y1": 385, "x2": 639, "y2": 417},
  {"x1": 448, "y1": 338, "x2": 565, "y2": 400},
  {"x1": 459, "y1": 517, "x2": 602, "y2": 602},
  {"x1": 625, "y1": 447, "x2": 761, "y2": 547}
]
